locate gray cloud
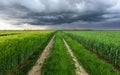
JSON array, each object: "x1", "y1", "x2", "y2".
[{"x1": 0, "y1": 0, "x2": 120, "y2": 29}]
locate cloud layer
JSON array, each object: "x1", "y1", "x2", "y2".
[{"x1": 0, "y1": 0, "x2": 120, "y2": 29}]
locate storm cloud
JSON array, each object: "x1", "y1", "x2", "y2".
[{"x1": 0, "y1": 0, "x2": 120, "y2": 29}]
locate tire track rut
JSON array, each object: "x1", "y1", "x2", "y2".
[
  {"x1": 28, "y1": 35, "x2": 55, "y2": 75},
  {"x1": 63, "y1": 38, "x2": 89, "y2": 75}
]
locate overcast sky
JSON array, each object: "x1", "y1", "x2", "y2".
[{"x1": 0, "y1": 0, "x2": 120, "y2": 30}]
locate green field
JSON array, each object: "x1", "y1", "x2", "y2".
[
  {"x1": 0, "y1": 30, "x2": 120, "y2": 75},
  {"x1": 64, "y1": 31, "x2": 120, "y2": 68}
]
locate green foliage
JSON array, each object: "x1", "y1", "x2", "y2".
[
  {"x1": 64, "y1": 31, "x2": 120, "y2": 68},
  {"x1": 15, "y1": 33, "x2": 53, "y2": 75},
  {"x1": 0, "y1": 31, "x2": 55, "y2": 75},
  {"x1": 63, "y1": 34, "x2": 120, "y2": 75}
]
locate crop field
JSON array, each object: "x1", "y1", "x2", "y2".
[{"x1": 0, "y1": 30, "x2": 120, "y2": 75}]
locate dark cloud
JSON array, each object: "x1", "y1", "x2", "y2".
[
  {"x1": 0, "y1": 0, "x2": 120, "y2": 29},
  {"x1": 13, "y1": 12, "x2": 105, "y2": 25}
]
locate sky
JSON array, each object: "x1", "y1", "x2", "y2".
[{"x1": 0, "y1": 0, "x2": 120, "y2": 30}]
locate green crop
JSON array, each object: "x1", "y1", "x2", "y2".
[
  {"x1": 0, "y1": 31, "x2": 55, "y2": 75},
  {"x1": 64, "y1": 31, "x2": 120, "y2": 69},
  {"x1": 63, "y1": 33, "x2": 120, "y2": 75},
  {"x1": 1, "y1": 30, "x2": 120, "y2": 75}
]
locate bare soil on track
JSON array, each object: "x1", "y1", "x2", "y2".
[
  {"x1": 28, "y1": 35, "x2": 55, "y2": 75},
  {"x1": 63, "y1": 39, "x2": 89, "y2": 75}
]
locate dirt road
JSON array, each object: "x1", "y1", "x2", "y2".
[
  {"x1": 28, "y1": 35, "x2": 55, "y2": 75},
  {"x1": 63, "y1": 39, "x2": 89, "y2": 75}
]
